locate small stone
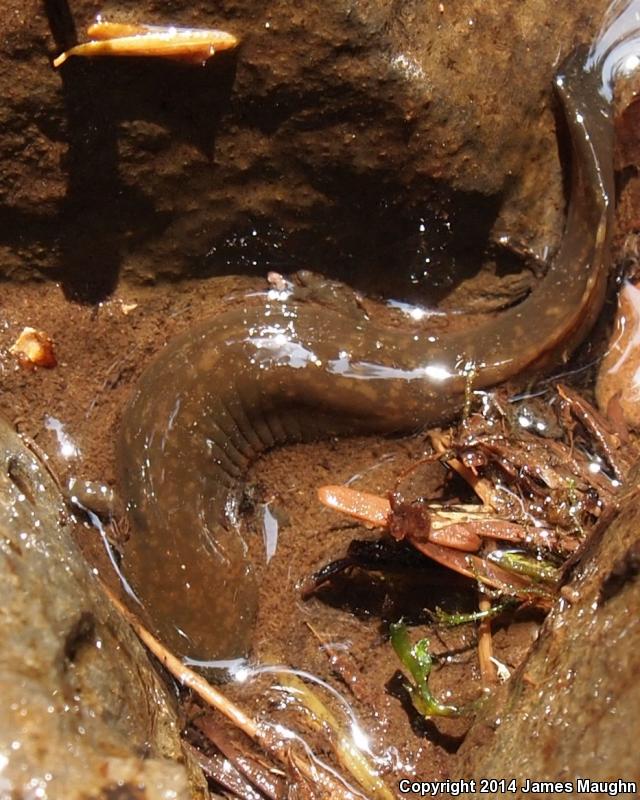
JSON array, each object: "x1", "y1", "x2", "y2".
[{"x1": 10, "y1": 327, "x2": 57, "y2": 369}]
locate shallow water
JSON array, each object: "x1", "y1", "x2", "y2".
[{"x1": 2, "y1": 0, "x2": 640, "y2": 794}]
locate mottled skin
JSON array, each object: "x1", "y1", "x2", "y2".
[{"x1": 118, "y1": 47, "x2": 613, "y2": 662}]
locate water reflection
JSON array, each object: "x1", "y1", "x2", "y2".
[
  {"x1": 260, "y1": 501, "x2": 279, "y2": 563},
  {"x1": 587, "y1": 0, "x2": 640, "y2": 98},
  {"x1": 43, "y1": 415, "x2": 81, "y2": 460}
]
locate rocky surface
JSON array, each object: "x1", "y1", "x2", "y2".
[
  {"x1": 596, "y1": 80, "x2": 640, "y2": 431},
  {"x1": 2, "y1": 0, "x2": 609, "y2": 301},
  {"x1": 457, "y1": 479, "x2": 640, "y2": 792},
  {"x1": 0, "y1": 414, "x2": 209, "y2": 800},
  {"x1": 596, "y1": 281, "x2": 640, "y2": 429}
]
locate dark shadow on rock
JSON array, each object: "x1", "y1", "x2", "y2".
[
  {"x1": 201, "y1": 180, "x2": 511, "y2": 306},
  {"x1": 42, "y1": 0, "x2": 77, "y2": 53},
  {"x1": 44, "y1": 1, "x2": 238, "y2": 302}
]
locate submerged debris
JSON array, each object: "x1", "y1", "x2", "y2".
[
  {"x1": 107, "y1": 589, "x2": 394, "y2": 800},
  {"x1": 313, "y1": 385, "x2": 631, "y2": 601},
  {"x1": 310, "y1": 385, "x2": 636, "y2": 719}
]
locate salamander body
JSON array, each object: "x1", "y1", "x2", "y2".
[{"x1": 118, "y1": 47, "x2": 613, "y2": 662}]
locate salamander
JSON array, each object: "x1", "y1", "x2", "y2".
[{"x1": 117, "y1": 45, "x2": 613, "y2": 663}]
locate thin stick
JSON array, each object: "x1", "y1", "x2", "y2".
[
  {"x1": 477, "y1": 594, "x2": 496, "y2": 685},
  {"x1": 428, "y1": 431, "x2": 496, "y2": 507},
  {"x1": 103, "y1": 586, "x2": 259, "y2": 738},
  {"x1": 103, "y1": 586, "x2": 364, "y2": 800}
]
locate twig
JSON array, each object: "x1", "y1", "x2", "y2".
[
  {"x1": 428, "y1": 430, "x2": 496, "y2": 507},
  {"x1": 102, "y1": 586, "x2": 365, "y2": 800},
  {"x1": 103, "y1": 586, "x2": 259, "y2": 737},
  {"x1": 477, "y1": 594, "x2": 496, "y2": 686}
]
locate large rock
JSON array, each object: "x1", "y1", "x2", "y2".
[
  {"x1": 0, "y1": 415, "x2": 208, "y2": 799},
  {"x1": 1, "y1": 0, "x2": 608, "y2": 300},
  {"x1": 457, "y1": 480, "x2": 640, "y2": 792}
]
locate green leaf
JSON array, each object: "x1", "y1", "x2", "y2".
[
  {"x1": 389, "y1": 622, "x2": 462, "y2": 718},
  {"x1": 489, "y1": 550, "x2": 558, "y2": 583},
  {"x1": 431, "y1": 601, "x2": 516, "y2": 627}
]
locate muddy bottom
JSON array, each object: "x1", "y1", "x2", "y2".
[{"x1": 0, "y1": 276, "x2": 546, "y2": 787}]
